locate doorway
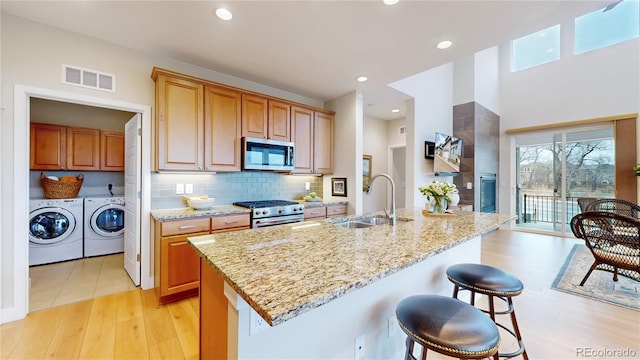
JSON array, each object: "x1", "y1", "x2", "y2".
[
  {"x1": 8, "y1": 84, "x2": 152, "y2": 323},
  {"x1": 515, "y1": 125, "x2": 615, "y2": 234}
]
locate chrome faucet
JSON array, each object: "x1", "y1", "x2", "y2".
[{"x1": 366, "y1": 173, "x2": 396, "y2": 225}]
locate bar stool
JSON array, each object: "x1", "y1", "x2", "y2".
[
  {"x1": 395, "y1": 295, "x2": 500, "y2": 360},
  {"x1": 446, "y1": 263, "x2": 528, "y2": 359}
]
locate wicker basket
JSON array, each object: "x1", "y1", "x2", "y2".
[{"x1": 40, "y1": 172, "x2": 84, "y2": 199}]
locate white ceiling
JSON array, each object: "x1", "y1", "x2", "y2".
[{"x1": 1, "y1": 0, "x2": 610, "y2": 120}]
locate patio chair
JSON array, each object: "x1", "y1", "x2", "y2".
[
  {"x1": 570, "y1": 211, "x2": 640, "y2": 286},
  {"x1": 577, "y1": 198, "x2": 598, "y2": 212},
  {"x1": 584, "y1": 198, "x2": 640, "y2": 219}
]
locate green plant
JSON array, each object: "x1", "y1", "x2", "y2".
[{"x1": 634, "y1": 164, "x2": 640, "y2": 176}]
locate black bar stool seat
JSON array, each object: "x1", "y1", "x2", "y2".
[
  {"x1": 396, "y1": 294, "x2": 500, "y2": 360},
  {"x1": 446, "y1": 263, "x2": 528, "y2": 359}
]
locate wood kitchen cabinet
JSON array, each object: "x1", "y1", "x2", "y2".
[
  {"x1": 326, "y1": 204, "x2": 347, "y2": 218},
  {"x1": 204, "y1": 86, "x2": 242, "y2": 172},
  {"x1": 241, "y1": 94, "x2": 268, "y2": 139},
  {"x1": 154, "y1": 73, "x2": 204, "y2": 171},
  {"x1": 242, "y1": 95, "x2": 292, "y2": 141},
  {"x1": 154, "y1": 213, "x2": 250, "y2": 304},
  {"x1": 100, "y1": 130, "x2": 125, "y2": 171},
  {"x1": 291, "y1": 106, "x2": 334, "y2": 174},
  {"x1": 303, "y1": 206, "x2": 327, "y2": 220},
  {"x1": 268, "y1": 100, "x2": 291, "y2": 142},
  {"x1": 30, "y1": 123, "x2": 67, "y2": 171}
]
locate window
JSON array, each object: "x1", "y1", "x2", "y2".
[
  {"x1": 511, "y1": 25, "x2": 561, "y2": 72},
  {"x1": 574, "y1": 0, "x2": 639, "y2": 54}
]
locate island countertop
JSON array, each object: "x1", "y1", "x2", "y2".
[{"x1": 188, "y1": 208, "x2": 514, "y2": 326}]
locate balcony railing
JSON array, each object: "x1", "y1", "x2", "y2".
[{"x1": 520, "y1": 194, "x2": 582, "y2": 224}]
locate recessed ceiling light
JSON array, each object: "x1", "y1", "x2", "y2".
[
  {"x1": 216, "y1": 8, "x2": 233, "y2": 21},
  {"x1": 436, "y1": 40, "x2": 452, "y2": 49},
  {"x1": 391, "y1": 109, "x2": 400, "y2": 113},
  {"x1": 357, "y1": 76, "x2": 368, "y2": 82},
  {"x1": 383, "y1": 0, "x2": 399, "y2": 5}
]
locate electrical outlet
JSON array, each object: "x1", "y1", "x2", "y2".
[
  {"x1": 185, "y1": 184, "x2": 193, "y2": 194},
  {"x1": 388, "y1": 315, "x2": 398, "y2": 337},
  {"x1": 466, "y1": 182, "x2": 473, "y2": 190},
  {"x1": 305, "y1": 182, "x2": 310, "y2": 190},
  {"x1": 354, "y1": 334, "x2": 365, "y2": 359},
  {"x1": 176, "y1": 183, "x2": 184, "y2": 194},
  {"x1": 250, "y1": 310, "x2": 269, "y2": 335}
]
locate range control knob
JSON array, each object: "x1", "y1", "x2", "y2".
[
  {"x1": 278, "y1": 209, "x2": 283, "y2": 214},
  {"x1": 262, "y1": 210, "x2": 268, "y2": 215}
]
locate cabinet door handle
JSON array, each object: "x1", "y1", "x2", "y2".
[
  {"x1": 224, "y1": 220, "x2": 239, "y2": 225},
  {"x1": 178, "y1": 225, "x2": 196, "y2": 230}
]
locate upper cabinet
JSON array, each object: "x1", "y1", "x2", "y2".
[
  {"x1": 100, "y1": 131, "x2": 125, "y2": 171},
  {"x1": 204, "y1": 86, "x2": 242, "y2": 172},
  {"x1": 154, "y1": 74, "x2": 204, "y2": 171},
  {"x1": 268, "y1": 100, "x2": 291, "y2": 142},
  {"x1": 30, "y1": 123, "x2": 67, "y2": 171},
  {"x1": 151, "y1": 67, "x2": 333, "y2": 173},
  {"x1": 242, "y1": 95, "x2": 291, "y2": 141},
  {"x1": 291, "y1": 106, "x2": 334, "y2": 174},
  {"x1": 30, "y1": 123, "x2": 124, "y2": 172},
  {"x1": 66, "y1": 127, "x2": 100, "y2": 171}
]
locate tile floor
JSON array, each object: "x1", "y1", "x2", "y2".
[{"x1": 29, "y1": 253, "x2": 138, "y2": 312}]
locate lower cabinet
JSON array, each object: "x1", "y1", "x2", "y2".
[
  {"x1": 326, "y1": 204, "x2": 347, "y2": 218},
  {"x1": 154, "y1": 213, "x2": 250, "y2": 304},
  {"x1": 303, "y1": 204, "x2": 347, "y2": 220}
]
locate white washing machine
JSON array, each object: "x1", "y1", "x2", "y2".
[
  {"x1": 84, "y1": 196, "x2": 125, "y2": 257},
  {"x1": 29, "y1": 198, "x2": 84, "y2": 266}
]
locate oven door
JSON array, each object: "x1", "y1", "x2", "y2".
[{"x1": 252, "y1": 214, "x2": 304, "y2": 228}]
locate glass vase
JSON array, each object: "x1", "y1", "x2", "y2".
[{"x1": 432, "y1": 197, "x2": 447, "y2": 214}]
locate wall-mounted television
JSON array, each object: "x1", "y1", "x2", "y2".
[{"x1": 433, "y1": 132, "x2": 462, "y2": 175}]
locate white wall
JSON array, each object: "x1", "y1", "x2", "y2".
[
  {"x1": 362, "y1": 115, "x2": 389, "y2": 214},
  {"x1": 498, "y1": 28, "x2": 640, "y2": 215},
  {"x1": 0, "y1": 14, "x2": 323, "y2": 320},
  {"x1": 390, "y1": 63, "x2": 455, "y2": 208},
  {"x1": 474, "y1": 46, "x2": 500, "y2": 115},
  {"x1": 324, "y1": 91, "x2": 362, "y2": 215}
]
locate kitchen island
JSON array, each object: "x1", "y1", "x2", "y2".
[{"x1": 188, "y1": 208, "x2": 514, "y2": 359}]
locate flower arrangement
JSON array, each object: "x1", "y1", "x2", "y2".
[{"x1": 418, "y1": 180, "x2": 458, "y2": 213}]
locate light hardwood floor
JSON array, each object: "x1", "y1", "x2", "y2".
[{"x1": 2, "y1": 230, "x2": 639, "y2": 359}]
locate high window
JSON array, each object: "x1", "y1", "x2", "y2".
[
  {"x1": 574, "y1": 0, "x2": 639, "y2": 54},
  {"x1": 511, "y1": 25, "x2": 561, "y2": 72}
]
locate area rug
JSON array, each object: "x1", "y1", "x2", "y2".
[{"x1": 551, "y1": 244, "x2": 639, "y2": 311}]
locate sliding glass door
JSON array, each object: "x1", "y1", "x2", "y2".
[{"x1": 515, "y1": 126, "x2": 615, "y2": 234}]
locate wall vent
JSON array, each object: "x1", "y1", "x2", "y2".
[
  {"x1": 62, "y1": 64, "x2": 116, "y2": 92},
  {"x1": 399, "y1": 126, "x2": 406, "y2": 135}
]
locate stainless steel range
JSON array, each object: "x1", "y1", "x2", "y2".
[{"x1": 233, "y1": 200, "x2": 305, "y2": 228}]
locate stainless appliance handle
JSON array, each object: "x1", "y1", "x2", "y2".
[{"x1": 253, "y1": 215, "x2": 303, "y2": 228}]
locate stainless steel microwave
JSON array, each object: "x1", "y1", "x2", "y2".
[{"x1": 242, "y1": 137, "x2": 295, "y2": 171}]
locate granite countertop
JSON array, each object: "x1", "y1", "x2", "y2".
[
  {"x1": 188, "y1": 208, "x2": 514, "y2": 326},
  {"x1": 150, "y1": 205, "x2": 250, "y2": 221},
  {"x1": 151, "y1": 200, "x2": 348, "y2": 221}
]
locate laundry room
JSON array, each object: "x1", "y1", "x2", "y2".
[{"x1": 28, "y1": 97, "x2": 137, "y2": 311}]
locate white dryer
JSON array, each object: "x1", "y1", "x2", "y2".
[
  {"x1": 29, "y1": 198, "x2": 84, "y2": 266},
  {"x1": 84, "y1": 196, "x2": 125, "y2": 257}
]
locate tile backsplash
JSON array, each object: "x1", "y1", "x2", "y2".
[{"x1": 151, "y1": 172, "x2": 323, "y2": 209}]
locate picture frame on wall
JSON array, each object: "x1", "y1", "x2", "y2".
[
  {"x1": 363, "y1": 155, "x2": 372, "y2": 191},
  {"x1": 331, "y1": 177, "x2": 347, "y2": 197}
]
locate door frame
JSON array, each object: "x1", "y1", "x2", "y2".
[{"x1": 10, "y1": 84, "x2": 152, "y2": 322}]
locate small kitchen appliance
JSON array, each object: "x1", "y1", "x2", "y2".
[{"x1": 233, "y1": 200, "x2": 304, "y2": 228}]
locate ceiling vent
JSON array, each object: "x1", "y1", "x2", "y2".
[{"x1": 62, "y1": 64, "x2": 115, "y2": 92}]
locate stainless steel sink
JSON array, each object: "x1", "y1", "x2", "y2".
[
  {"x1": 360, "y1": 216, "x2": 390, "y2": 225},
  {"x1": 333, "y1": 221, "x2": 376, "y2": 228}
]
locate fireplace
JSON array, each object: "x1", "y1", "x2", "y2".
[{"x1": 480, "y1": 174, "x2": 496, "y2": 213}]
